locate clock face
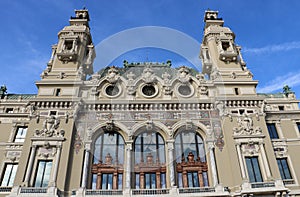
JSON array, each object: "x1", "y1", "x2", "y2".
[
  {"x1": 178, "y1": 85, "x2": 191, "y2": 96},
  {"x1": 105, "y1": 85, "x2": 119, "y2": 96},
  {"x1": 142, "y1": 85, "x2": 156, "y2": 97}
]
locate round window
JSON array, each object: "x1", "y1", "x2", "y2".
[
  {"x1": 142, "y1": 85, "x2": 156, "y2": 97},
  {"x1": 105, "y1": 85, "x2": 120, "y2": 97},
  {"x1": 178, "y1": 85, "x2": 192, "y2": 96}
]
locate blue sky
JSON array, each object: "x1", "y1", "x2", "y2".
[{"x1": 1, "y1": 0, "x2": 300, "y2": 97}]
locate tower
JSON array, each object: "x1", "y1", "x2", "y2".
[
  {"x1": 36, "y1": 9, "x2": 95, "y2": 98},
  {"x1": 200, "y1": 10, "x2": 257, "y2": 97}
]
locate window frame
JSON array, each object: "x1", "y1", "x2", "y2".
[
  {"x1": 14, "y1": 126, "x2": 28, "y2": 142},
  {"x1": 245, "y1": 157, "x2": 263, "y2": 183},
  {"x1": 0, "y1": 163, "x2": 18, "y2": 187},
  {"x1": 34, "y1": 160, "x2": 52, "y2": 188},
  {"x1": 266, "y1": 123, "x2": 279, "y2": 139},
  {"x1": 276, "y1": 158, "x2": 292, "y2": 180}
]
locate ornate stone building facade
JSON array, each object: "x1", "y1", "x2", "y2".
[{"x1": 0, "y1": 9, "x2": 299, "y2": 197}]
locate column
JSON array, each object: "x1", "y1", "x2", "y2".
[
  {"x1": 81, "y1": 148, "x2": 91, "y2": 188},
  {"x1": 259, "y1": 143, "x2": 272, "y2": 179},
  {"x1": 24, "y1": 145, "x2": 37, "y2": 186},
  {"x1": 236, "y1": 143, "x2": 247, "y2": 180},
  {"x1": 208, "y1": 142, "x2": 218, "y2": 186},
  {"x1": 125, "y1": 142, "x2": 132, "y2": 189},
  {"x1": 49, "y1": 145, "x2": 62, "y2": 187},
  {"x1": 167, "y1": 140, "x2": 175, "y2": 187}
]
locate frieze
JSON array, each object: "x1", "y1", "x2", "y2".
[{"x1": 80, "y1": 111, "x2": 214, "y2": 122}]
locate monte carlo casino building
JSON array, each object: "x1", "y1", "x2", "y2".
[{"x1": 0, "y1": 9, "x2": 299, "y2": 197}]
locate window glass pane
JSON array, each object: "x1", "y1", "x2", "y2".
[
  {"x1": 187, "y1": 172, "x2": 193, "y2": 188},
  {"x1": 118, "y1": 174, "x2": 123, "y2": 189},
  {"x1": 202, "y1": 172, "x2": 209, "y2": 186},
  {"x1": 1, "y1": 164, "x2": 12, "y2": 186},
  {"x1": 151, "y1": 173, "x2": 156, "y2": 189},
  {"x1": 175, "y1": 136, "x2": 182, "y2": 162},
  {"x1": 8, "y1": 165, "x2": 18, "y2": 186},
  {"x1": 246, "y1": 157, "x2": 262, "y2": 183},
  {"x1": 102, "y1": 174, "x2": 107, "y2": 189},
  {"x1": 92, "y1": 174, "x2": 97, "y2": 189},
  {"x1": 267, "y1": 123, "x2": 279, "y2": 139},
  {"x1": 1, "y1": 164, "x2": 18, "y2": 186},
  {"x1": 134, "y1": 132, "x2": 165, "y2": 164},
  {"x1": 102, "y1": 134, "x2": 117, "y2": 163},
  {"x1": 145, "y1": 173, "x2": 150, "y2": 189},
  {"x1": 161, "y1": 173, "x2": 166, "y2": 189},
  {"x1": 42, "y1": 161, "x2": 52, "y2": 187},
  {"x1": 34, "y1": 161, "x2": 45, "y2": 187},
  {"x1": 252, "y1": 157, "x2": 262, "y2": 182},
  {"x1": 175, "y1": 131, "x2": 206, "y2": 162},
  {"x1": 177, "y1": 173, "x2": 183, "y2": 188},
  {"x1": 135, "y1": 174, "x2": 140, "y2": 189},
  {"x1": 93, "y1": 136, "x2": 101, "y2": 163},
  {"x1": 246, "y1": 158, "x2": 255, "y2": 183},
  {"x1": 15, "y1": 127, "x2": 27, "y2": 142},
  {"x1": 282, "y1": 159, "x2": 292, "y2": 179},
  {"x1": 297, "y1": 123, "x2": 300, "y2": 132},
  {"x1": 93, "y1": 132, "x2": 125, "y2": 164},
  {"x1": 107, "y1": 174, "x2": 113, "y2": 190},
  {"x1": 277, "y1": 158, "x2": 292, "y2": 180},
  {"x1": 35, "y1": 160, "x2": 52, "y2": 187},
  {"x1": 193, "y1": 172, "x2": 199, "y2": 187}
]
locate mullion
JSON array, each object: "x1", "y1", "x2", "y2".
[
  {"x1": 195, "y1": 135, "x2": 199, "y2": 159},
  {"x1": 156, "y1": 133, "x2": 160, "y2": 163},
  {"x1": 180, "y1": 133, "x2": 184, "y2": 160},
  {"x1": 100, "y1": 135, "x2": 104, "y2": 162},
  {"x1": 141, "y1": 134, "x2": 144, "y2": 162},
  {"x1": 116, "y1": 134, "x2": 119, "y2": 163}
]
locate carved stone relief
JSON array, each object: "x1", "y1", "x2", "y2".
[
  {"x1": 233, "y1": 115, "x2": 262, "y2": 136},
  {"x1": 35, "y1": 116, "x2": 64, "y2": 138}
]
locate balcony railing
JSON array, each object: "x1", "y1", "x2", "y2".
[
  {"x1": 20, "y1": 187, "x2": 47, "y2": 193},
  {"x1": 132, "y1": 189, "x2": 170, "y2": 195},
  {"x1": 178, "y1": 187, "x2": 216, "y2": 193},
  {"x1": 0, "y1": 186, "x2": 12, "y2": 193},
  {"x1": 85, "y1": 189, "x2": 123, "y2": 195},
  {"x1": 251, "y1": 182, "x2": 275, "y2": 189},
  {"x1": 283, "y1": 179, "x2": 295, "y2": 185}
]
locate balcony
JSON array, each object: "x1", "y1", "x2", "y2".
[
  {"x1": 132, "y1": 189, "x2": 169, "y2": 195},
  {"x1": 240, "y1": 180, "x2": 288, "y2": 196},
  {"x1": 72, "y1": 185, "x2": 229, "y2": 197},
  {"x1": 86, "y1": 189, "x2": 123, "y2": 195},
  {"x1": 6, "y1": 186, "x2": 59, "y2": 197},
  {"x1": 0, "y1": 186, "x2": 12, "y2": 193}
]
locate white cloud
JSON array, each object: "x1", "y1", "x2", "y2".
[
  {"x1": 244, "y1": 41, "x2": 300, "y2": 54},
  {"x1": 257, "y1": 71, "x2": 300, "y2": 93}
]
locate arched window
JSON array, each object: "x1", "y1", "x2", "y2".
[
  {"x1": 91, "y1": 131, "x2": 125, "y2": 190},
  {"x1": 133, "y1": 131, "x2": 166, "y2": 189},
  {"x1": 175, "y1": 131, "x2": 208, "y2": 188}
]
